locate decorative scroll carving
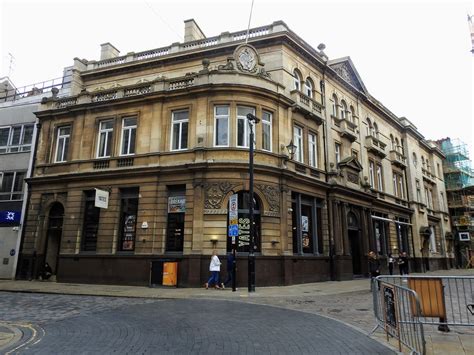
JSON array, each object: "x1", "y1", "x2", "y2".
[
  {"x1": 204, "y1": 182, "x2": 239, "y2": 209},
  {"x1": 217, "y1": 57, "x2": 235, "y2": 71},
  {"x1": 255, "y1": 184, "x2": 280, "y2": 213},
  {"x1": 347, "y1": 172, "x2": 359, "y2": 184}
]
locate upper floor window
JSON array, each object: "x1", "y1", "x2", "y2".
[
  {"x1": 349, "y1": 106, "x2": 356, "y2": 123},
  {"x1": 0, "y1": 171, "x2": 25, "y2": 201},
  {"x1": 97, "y1": 120, "x2": 114, "y2": 158},
  {"x1": 261, "y1": 110, "x2": 272, "y2": 152},
  {"x1": 304, "y1": 78, "x2": 313, "y2": 98},
  {"x1": 421, "y1": 156, "x2": 426, "y2": 169},
  {"x1": 55, "y1": 126, "x2": 71, "y2": 163},
  {"x1": 121, "y1": 117, "x2": 137, "y2": 155},
  {"x1": 440, "y1": 192, "x2": 445, "y2": 211},
  {"x1": 0, "y1": 124, "x2": 34, "y2": 154},
  {"x1": 376, "y1": 163, "x2": 384, "y2": 191},
  {"x1": 366, "y1": 118, "x2": 373, "y2": 136},
  {"x1": 340, "y1": 100, "x2": 347, "y2": 120},
  {"x1": 237, "y1": 106, "x2": 255, "y2": 148},
  {"x1": 214, "y1": 105, "x2": 229, "y2": 147},
  {"x1": 369, "y1": 160, "x2": 375, "y2": 187},
  {"x1": 331, "y1": 94, "x2": 339, "y2": 117},
  {"x1": 335, "y1": 142, "x2": 341, "y2": 163},
  {"x1": 293, "y1": 125, "x2": 303, "y2": 163},
  {"x1": 171, "y1": 111, "x2": 188, "y2": 151},
  {"x1": 412, "y1": 152, "x2": 418, "y2": 167},
  {"x1": 393, "y1": 173, "x2": 405, "y2": 199},
  {"x1": 308, "y1": 133, "x2": 318, "y2": 168},
  {"x1": 416, "y1": 179, "x2": 422, "y2": 203},
  {"x1": 390, "y1": 134, "x2": 395, "y2": 150},
  {"x1": 293, "y1": 70, "x2": 302, "y2": 91},
  {"x1": 437, "y1": 163, "x2": 441, "y2": 177},
  {"x1": 373, "y1": 122, "x2": 379, "y2": 139}
]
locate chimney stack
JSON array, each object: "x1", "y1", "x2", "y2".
[
  {"x1": 184, "y1": 19, "x2": 206, "y2": 42},
  {"x1": 100, "y1": 43, "x2": 120, "y2": 60}
]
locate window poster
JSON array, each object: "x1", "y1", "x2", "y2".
[
  {"x1": 122, "y1": 214, "x2": 136, "y2": 250},
  {"x1": 168, "y1": 196, "x2": 186, "y2": 213}
]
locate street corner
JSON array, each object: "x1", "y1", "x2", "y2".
[{"x1": 0, "y1": 322, "x2": 43, "y2": 354}]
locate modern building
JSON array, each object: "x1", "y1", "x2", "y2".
[
  {"x1": 0, "y1": 75, "x2": 70, "y2": 279},
  {"x1": 17, "y1": 20, "x2": 451, "y2": 286},
  {"x1": 437, "y1": 138, "x2": 474, "y2": 268}
]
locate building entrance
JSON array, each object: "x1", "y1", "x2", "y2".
[
  {"x1": 347, "y1": 212, "x2": 362, "y2": 275},
  {"x1": 44, "y1": 203, "x2": 64, "y2": 276}
]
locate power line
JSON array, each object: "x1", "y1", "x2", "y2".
[{"x1": 143, "y1": 0, "x2": 182, "y2": 42}]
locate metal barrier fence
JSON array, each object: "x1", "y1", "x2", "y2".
[
  {"x1": 377, "y1": 275, "x2": 474, "y2": 329},
  {"x1": 372, "y1": 278, "x2": 426, "y2": 354}
]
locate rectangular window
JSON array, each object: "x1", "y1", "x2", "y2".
[
  {"x1": 429, "y1": 226, "x2": 437, "y2": 253},
  {"x1": 82, "y1": 191, "x2": 100, "y2": 252},
  {"x1": 119, "y1": 188, "x2": 139, "y2": 251},
  {"x1": 374, "y1": 219, "x2": 388, "y2": 255},
  {"x1": 293, "y1": 126, "x2": 303, "y2": 162},
  {"x1": 261, "y1": 110, "x2": 272, "y2": 151},
  {"x1": 55, "y1": 126, "x2": 71, "y2": 162},
  {"x1": 214, "y1": 105, "x2": 229, "y2": 147},
  {"x1": 120, "y1": 117, "x2": 137, "y2": 155},
  {"x1": 166, "y1": 186, "x2": 186, "y2": 252},
  {"x1": 97, "y1": 120, "x2": 114, "y2": 158},
  {"x1": 440, "y1": 192, "x2": 445, "y2": 211},
  {"x1": 171, "y1": 110, "x2": 189, "y2": 151},
  {"x1": 376, "y1": 164, "x2": 383, "y2": 191},
  {"x1": 308, "y1": 133, "x2": 317, "y2": 168},
  {"x1": 416, "y1": 180, "x2": 422, "y2": 203},
  {"x1": 393, "y1": 173, "x2": 404, "y2": 198},
  {"x1": 0, "y1": 171, "x2": 25, "y2": 201},
  {"x1": 369, "y1": 160, "x2": 375, "y2": 188},
  {"x1": 392, "y1": 174, "x2": 398, "y2": 196},
  {"x1": 399, "y1": 174, "x2": 404, "y2": 199},
  {"x1": 237, "y1": 106, "x2": 255, "y2": 148},
  {"x1": 0, "y1": 124, "x2": 34, "y2": 153},
  {"x1": 335, "y1": 143, "x2": 341, "y2": 164}
]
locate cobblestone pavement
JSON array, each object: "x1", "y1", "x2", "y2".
[{"x1": 0, "y1": 292, "x2": 393, "y2": 354}]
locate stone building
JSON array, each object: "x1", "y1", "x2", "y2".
[{"x1": 18, "y1": 20, "x2": 451, "y2": 286}]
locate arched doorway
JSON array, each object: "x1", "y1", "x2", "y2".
[
  {"x1": 227, "y1": 191, "x2": 261, "y2": 253},
  {"x1": 44, "y1": 202, "x2": 64, "y2": 278},
  {"x1": 347, "y1": 211, "x2": 362, "y2": 275}
]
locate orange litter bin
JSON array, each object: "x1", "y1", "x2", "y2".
[{"x1": 162, "y1": 262, "x2": 178, "y2": 286}]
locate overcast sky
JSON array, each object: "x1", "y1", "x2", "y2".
[{"x1": 1, "y1": 0, "x2": 473, "y2": 156}]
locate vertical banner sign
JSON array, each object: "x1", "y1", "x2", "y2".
[{"x1": 228, "y1": 194, "x2": 238, "y2": 243}]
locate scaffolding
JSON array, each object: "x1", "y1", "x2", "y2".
[{"x1": 438, "y1": 138, "x2": 474, "y2": 190}]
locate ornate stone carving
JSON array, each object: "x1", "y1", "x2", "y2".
[
  {"x1": 217, "y1": 57, "x2": 235, "y2": 71},
  {"x1": 347, "y1": 172, "x2": 359, "y2": 184},
  {"x1": 204, "y1": 182, "x2": 239, "y2": 209},
  {"x1": 234, "y1": 44, "x2": 259, "y2": 73},
  {"x1": 255, "y1": 184, "x2": 280, "y2": 213}
]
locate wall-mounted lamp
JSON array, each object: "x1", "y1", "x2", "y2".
[
  {"x1": 210, "y1": 236, "x2": 218, "y2": 246},
  {"x1": 286, "y1": 140, "x2": 297, "y2": 160}
]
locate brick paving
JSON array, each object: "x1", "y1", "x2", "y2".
[{"x1": 0, "y1": 293, "x2": 392, "y2": 354}]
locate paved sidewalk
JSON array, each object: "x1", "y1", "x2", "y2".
[{"x1": 1, "y1": 268, "x2": 473, "y2": 354}]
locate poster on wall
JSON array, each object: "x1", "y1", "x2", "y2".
[
  {"x1": 301, "y1": 216, "x2": 309, "y2": 232},
  {"x1": 168, "y1": 196, "x2": 186, "y2": 213},
  {"x1": 122, "y1": 214, "x2": 136, "y2": 250}
]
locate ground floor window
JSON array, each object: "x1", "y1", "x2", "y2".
[
  {"x1": 372, "y1": 214, "x2": 389, "y2": 255},
  {"x1": 166, "y1": 186, "x2": 186, "y2": 252},
  {"x1": 396, "y1": 218, "x2": 410, "y2": 254},
  {"x1": 118, "y1": 188, "x2": 139, "y2": 251},
  {"x1": 292, "y1": 192, "x2": 323, "y2": 255},
  {"x1": 82, "y1": 191, "x2": 100, "y2": 251},
  {"x1": 227, "y1": 191, "x2": 261, "y2": 253}
]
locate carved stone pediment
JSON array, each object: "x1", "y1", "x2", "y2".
[
  {"x1": 328, "y1": 57, "x2": 368, "y2": 94},
  {"x1": 337, "y1": 156, "x2": 363, "y2": 185}
]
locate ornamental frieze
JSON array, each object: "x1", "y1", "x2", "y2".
[
  {"x1": 204, "y1": 182, "x2": 239, "y2": 210},
  {"x1": 255, "y1": 184, "x2": 280, "y2": 213}
]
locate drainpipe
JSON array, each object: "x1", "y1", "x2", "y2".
[
  {"x1": 14, "y1": 121, "x2": 41, "y2": 279},
  {"x1": 321, "y1": 62, "x2": 336, "y2": 281}
]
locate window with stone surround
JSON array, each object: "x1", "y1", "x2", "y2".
[
  {"x1": 97, "y1": 120, "x2": 114, "y2": 158},
  {"x1": 171, "y1": 110, "x2": 188, "y2": 151},
  {"x1": 120, "y1": 117, "x2": 137, "y2": 155},
  {"x1": 55, "y1": 125, "x2": 71, "y2": 163},
  {"x1": 261, "y1": 110, "x2": 272, "y2": 152},
  {"x1": 214, "y1": 105, "x2": 229, "y2": 147},
  {"x1": 237, "y1": 106, "x2": 255, "y2": 148}
]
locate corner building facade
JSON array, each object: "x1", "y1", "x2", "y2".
[{"x1": 18, "y1": 20, "x2": 452, "y2": 286}]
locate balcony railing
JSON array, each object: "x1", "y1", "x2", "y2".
[
  {"x1": 365, "y1": 135, "x2": 386, "y2": 158},
  {"x1": 290, "y1": 90, "x2": 323, "y2": 124},
  {"x1": 339, "y1": 119, "x2": 357, "y2": 142},
  {"x1": 1, "y1": 74, "x2": 72, "y2": 103},
  {"x1": 389, "y1": 150, "x2": 407, "y2": 168}
]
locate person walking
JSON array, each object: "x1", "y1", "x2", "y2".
[
  {"x1": 221, "y1": 252, "x2": 235, "y2": 289},
  {"x1": 387, "y1": 253, "x2": 395, "y2": 276},
  {"x1": 205, "y1": 250, "x2": 222, "y2": 289},
  {"x1": 368, "y1": 251, "x2": 381, "y2": 291},
  {"x1": 398, "y1": 251, "x2": 409, "y2": 275}
]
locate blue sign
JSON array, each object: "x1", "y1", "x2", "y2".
[
  {"x1": 228, "y1": 224, "x2": 239, "y2": 237},
  {"x1": 10, "y1": 249, "x2": 15, "y2": 256},
  {"x1": 0, "y1": 210, "x2": 21, "y2": 223}
]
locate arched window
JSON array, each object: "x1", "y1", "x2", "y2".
[
  {"x1": 340, "y1": 100, "x2": 347, "y2": 120},
  {"x1": 332, "y1": 94, "x2": 339, "y2": 117},
  {"x1": 349, "y1": 105, "x2": 356, "y2": 123},
  {"x1": 304, "y1": 78, "x2": 313, "y2": 98},
  {"x1": 395, "y1": 138, "x2": 400, "y2": 152},
  {"x1": 293, "y1": 69, "x2": 302, "y2": 91},
  {"x1": 412, "y1": 152, "x2": 418, "y2": 167},
  {"x1": 390, "y1": 134, "x2": 395, "y2": 150},
  {"x1": 373, "y1": 122, "x2": 378, "y2": 138},
  {"x1": 366, "y1": 118, "x2": 372, "y2": 136},
  {"x1": 421, "y1": 156, "x2": 426, "y2": 168},
  {"x1": 227, "y1": 191, "x2": 261, "y2": 253}
]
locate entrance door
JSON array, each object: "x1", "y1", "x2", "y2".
[
  {"x1": 348, "y1": 229, "x2": 362, "y2": 275},
  {"x1": 44, "y1": 203, "x2": 64, "y2": 276}
]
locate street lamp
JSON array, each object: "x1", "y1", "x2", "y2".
[
  {"x1": 286, "y1": 139, "x2": 297, "y2": 160},
  {"x1": 246, "y1": 113, "x2": 259, "y2": 292}
]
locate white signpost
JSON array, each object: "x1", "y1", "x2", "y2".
[{"x1": 94, "y1": 188, "x2": 109, "y2": 209}]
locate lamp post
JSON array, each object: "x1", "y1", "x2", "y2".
[{"x1": 246, "y1": 113, "x2": 259, "y2": 292}]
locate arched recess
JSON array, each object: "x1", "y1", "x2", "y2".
[
  {"x1": 347, "y1": 211, "x2": 363, "y2": 275},
  {"x1": 44, "y1": 202, "x2": 64, "y2": 277}
]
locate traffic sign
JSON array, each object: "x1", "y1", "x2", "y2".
[{"x1": 228, "y1": 224, "x2": 239, "y2": 237}]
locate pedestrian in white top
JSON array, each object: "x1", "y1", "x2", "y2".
[{"x1": 205, "y1": 250, "x2": 222, "y2": 289}]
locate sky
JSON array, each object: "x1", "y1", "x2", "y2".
[{"x1": 1, "y1": 0, "x2": 473, "y2": 156}]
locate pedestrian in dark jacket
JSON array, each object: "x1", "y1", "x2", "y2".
[
  {"x1": 398, "y1": 252, "x2": 409, "y2": 275},
  {"x1": 368, "y1": 251, "x2": 381, "y2": 279},
  {"x1": 221, "y1": 252, "x2": 235, "y2": 289},
  {"x1": 387, "y1": 253, "x2": 395, "y2": 275}
]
